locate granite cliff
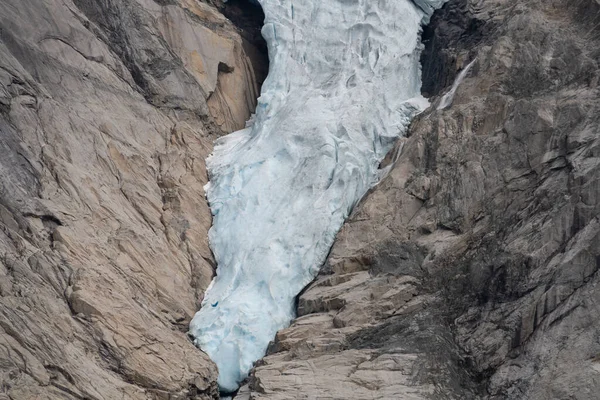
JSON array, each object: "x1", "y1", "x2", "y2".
[
  {"x1": 0, "y1": 0, "x2": 264, "y2": 398},
  {"x1": 1, "y1": 0, "x2": 599, "y2": 399}
]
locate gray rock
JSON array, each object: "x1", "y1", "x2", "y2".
[{"x1": 0, "y1": 0, "x2": 264, "y2": 398}]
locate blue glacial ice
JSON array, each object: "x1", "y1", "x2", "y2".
[{"x1": 189, "y1": 0, "x2": 447, "y2": 392}]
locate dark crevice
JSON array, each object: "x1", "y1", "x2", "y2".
[
  {"x1": 23, "y1": 213, "x2": 63, "y2": 227},
  {"x1": 420, "y1": 0, "x2": 486, "y2": 98},
  {"x1": 217, "y1": 61, "x2": 235, "y2": 74},
  {"x1": 218, "y1": 0, "x2": 269, "y2": 87}
]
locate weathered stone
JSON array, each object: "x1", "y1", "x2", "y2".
[{"x1": 0, "y1": 0, "x2": 264, "y2": 398}]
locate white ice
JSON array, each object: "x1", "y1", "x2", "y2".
[{"x1": 189, "y1": 0, "x2": 447, "y2": 392}]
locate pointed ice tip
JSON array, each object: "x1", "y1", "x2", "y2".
[{"x1": 406, "y1": 96, "x2": 431, "y2": 112}]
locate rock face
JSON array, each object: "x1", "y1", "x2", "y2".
[
  {"x1": 244, "y1": 0, "x2": 600, "y2": 399},
  {"x1": 2, "y1": 0, "x2": 600, "y2": 399},
  {"x1": 0, "y1": 0, "x2": 263, "y2": 398}
]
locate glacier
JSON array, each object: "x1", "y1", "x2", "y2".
[{"x1": 189, "y1": 0, "x2": 447, "y2": 392}]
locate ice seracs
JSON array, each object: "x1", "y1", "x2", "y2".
[{"x1": 189, "y1": 0, "x2": 447, "y2": 392}]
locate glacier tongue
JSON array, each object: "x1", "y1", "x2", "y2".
[{"x1": 189, "y1": 0, "x2": 446, "y2": 392}]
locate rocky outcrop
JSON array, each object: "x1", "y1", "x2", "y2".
[
  {"x1": 0, "y1": 0, "x2": 263, "y2": 398},
  {"x1": 244, "y1": 0, "x2": 600, "y2": 399}
]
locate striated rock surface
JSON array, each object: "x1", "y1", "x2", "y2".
[
  {"x1": 0, "y1": 0, "x2": 263, "y2": 398},
  {"x1": 244, "y1": 0, "x2": 600, "y2": 399},
  {"x1": 2, "y1": 0, "x2": 599, "y2": 399}
]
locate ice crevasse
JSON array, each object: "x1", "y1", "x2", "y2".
[{"x1": 189, "y1": 0, "x2": 447, "y2": 392}]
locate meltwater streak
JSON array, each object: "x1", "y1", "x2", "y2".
[{"x1": 189, "y1": 0, "x2": 447, "y2": 392}]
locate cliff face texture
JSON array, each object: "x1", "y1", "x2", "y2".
[
  {"x1": 0, "y1": 0, "x2": 264, "y2": 398},
  {"x1": 1, "y1": 0, "x2": 600, "y2": 399},
  {"x1": 243, "y1": 0, "x2": 600, "y2": 399}
]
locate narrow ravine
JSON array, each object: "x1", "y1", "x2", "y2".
[{"x1": 189, "y1": 0, "x2": 447, "y2": 393}]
